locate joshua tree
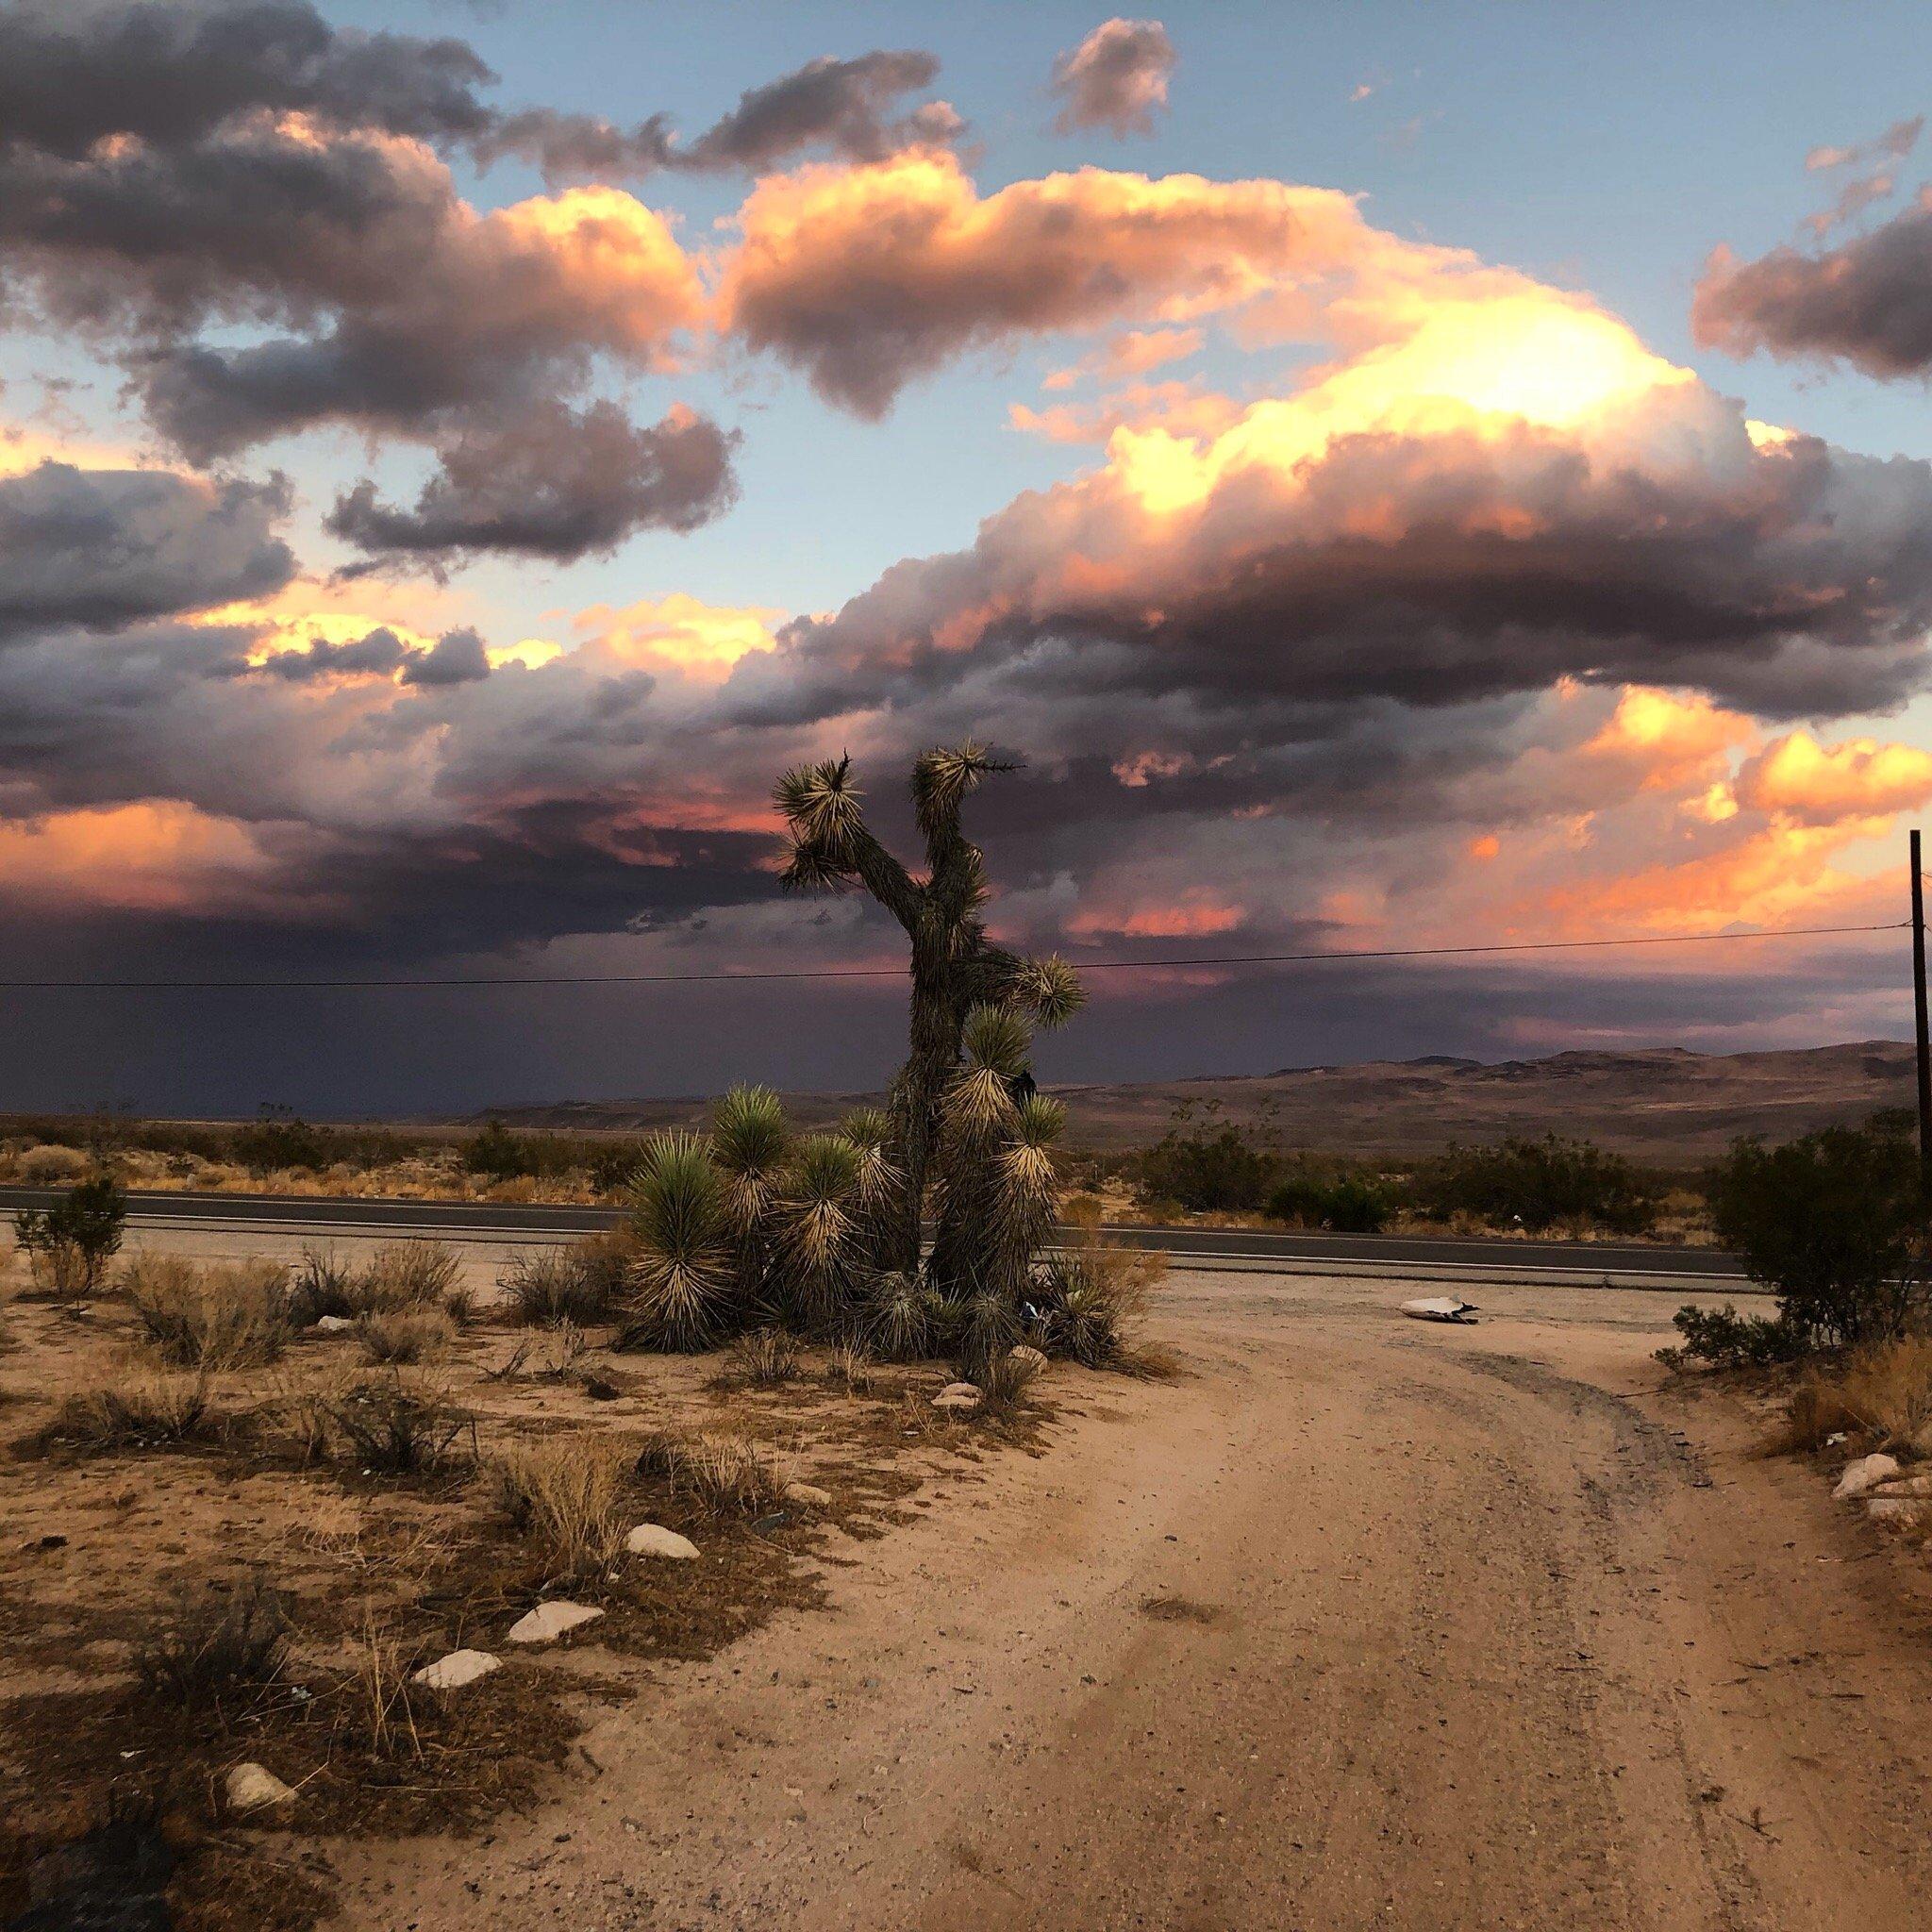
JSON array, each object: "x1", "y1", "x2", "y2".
[{"x1": 773, "y1": 744, "x2": 1083, "y2": 1286}]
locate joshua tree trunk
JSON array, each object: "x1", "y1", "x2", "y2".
[{"x1": 774, "y1": 745, "x2": 1082, "y2": 1283}]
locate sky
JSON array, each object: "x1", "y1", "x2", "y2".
[{"x1": 5, "y1": 0, "x2": 1932, "y2": 1117}]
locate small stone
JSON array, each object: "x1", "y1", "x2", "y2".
[
  {"x1": 1008, "y1": 1344, "x2": 1049, "y2": 1375},
  {"x1": 225, "y1": 1762, "x2": 295, "y2": 1814},
  {"x1": 1867, "y1": 1496, "x2": 1926, "y2": 1524},
  {"x1": 625, "y1": 1524, "x2": 699, "y2": 1560},
  {"x1": 1833, "y1": 1453, "x2": 1901, "y2": 1500},
  {"x1": 1871, "y1": 1473, "x2": 1932, "y2": 1498},
  {"x1": 933, "y1": 1381, "x2": 983, "y2": 1412},
  {"x1": 785, "y1": 1482, "x2": 832, "y2": 1510},
  {"x1": 413, "y1": 1648, "x2": 501, "y2": 1691},
  {"x1": 312, "y1": 1315, "x2": 355, "y2": 1335},
  {"x1": 506, "y1": 1601, "x2": 604, "y2": 1645}
]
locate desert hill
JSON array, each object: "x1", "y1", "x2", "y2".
[{"x1": 483, "y1": 1039, "x2": 1916, "y2": 1166}]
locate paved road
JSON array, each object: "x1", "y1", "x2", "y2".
[{"x1": 0, "y1": 1184, "x2": 1752, "y2": 1289}]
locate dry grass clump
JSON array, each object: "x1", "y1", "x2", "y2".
[
  {"x1": 824, "y1": 1341, "x2": 876, "y2": 1395},
  {"x1": 321, "y1": 1374, "x2": 475, "y2": 1478},
  {"x1": 289, "y1": 1243, "x2": 358, "y2": 1324},
  {"x1": 1777, "y1": 1335, "x2": 1932, "y2": 1454},
  {"x1": 728, "y1": 1326, "x2": 800, "y2": 1386},
  {"x1": 491, "y1": 1434, "x2": 630, "y2": 1581},
  {"x1": 133, "y1": 1579, "x2": 288, "y2": 1716},
  {"x1": 358, "y1": 1307, "x2": 453, "y2": 1365},
  {"x1": 52, "y1": 1367, "x2": 224, "y2": 1450},
  {"x1": 356, "y1": 1241, "x2": 462, "y2": 1314},
  {"x1": 15, "y1": 1142, "x2": 92, "y2": 1183},
  {"x1": 335, "y1": 1617, "x2": 425, "y2": 1761},
  {"x1": 635, "y1": 1428, "x2": 793, "y2": 1515},
  {"x1": 125, "y1": 1254, "x2": 291, "y2": 1368},
  {"x1": 1030, "y1": 1212, "x2": 1166, "y2": 1369},
  {"x1": 500, "y1": 1245, "x2": 622, "y2": 1327}
]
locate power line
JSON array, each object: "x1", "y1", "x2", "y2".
[{"x1": 0, "y1": 919, "x2": 1904, "y2": 991}]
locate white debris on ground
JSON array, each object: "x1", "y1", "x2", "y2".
[
  {"x1": 1832, "y1": 1453, "x2": 1901, "y2": 1501},
  {"x1": 1400, "y1": 1296, "x2": 1479, "y2": 1324},
  {"x1": 932, "y1": 1382, "x2": 983, "y2": 1412}
]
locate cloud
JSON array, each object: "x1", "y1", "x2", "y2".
[
  {"x1": 1802, "y1": 113, "x2": 1923, "y2": 235},
  {"x1": 1735, "y1": 729, "x2": 1932, "y2": 822},
  {"x1": 0, "y1": 458, "x2": 292, "y2": 638},
  {"x1": 325, "y1": 401, "x2": 738, "y2": 567},
  {"x1": 1049, "y1": 19, "x2": 1177, "y2": 138},
  {"x1": 716, "y1": 151, "x2": 1380, "y2": 414},
  {"x1": 1694, "y1": 195, "x2": 1932, "y2": 376},
  {"x1": 481, "y1": 49, "x2": 961, "y2": 184}
]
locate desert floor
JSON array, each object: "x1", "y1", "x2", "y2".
[{"x1": 303, "y1": 1264, "x2": 1932, "y2": 1932}]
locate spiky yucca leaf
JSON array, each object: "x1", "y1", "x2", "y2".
[
  {"x1": 1011, "y1": 953, "x2": 1086, "y2": 1029},
  {"x1": 774, "y1": 757, "x2": 863, "y2": 846},
  {"x1": 624, "y1": 1134, "x2": 735, "y2": 1351},
  {"x1": 773, "y1": 1135, "x2": 865, "y2": 1329},
  {"x1": 962, "y1": 1003, "x2": 1030, "y2": 1076},
  {"x1": 864, "y1": 1269, "x2": 941, "y2": 1359},
  {"x1": 841, "y1": 1106, "x2": 892, "y2": 1151},
  {"x1": 991, "y1": 1094, "x2": 1065, "y2": 1250},
  {"x1": 911, "y1": 741, "x2": 996, "y2": 837},
  {"x1": 712, "y1": 1085, "x2": 789, "y2": 1198}
]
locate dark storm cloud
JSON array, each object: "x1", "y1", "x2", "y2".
[
  {"x1": 1694, "y1": 195, "x2": 1932, "y2": 375},
  {"x1": 755, "y1": 408, "x2": 1932, "y2": 730},
  {"x1": 325, "y1": 401, "x2": 740, "y2": 567},
  {"x1": 0, "y1": 458, "x2": 292, "y2": 639},
  {"x1": 0, "y1": 0, "x2": 497, "y2": 158},
  {"x1": 399, "y1": 625, "x2": 490, "y2": 685},
  {"x1": 1048, "y1": 19, "x2": 1177, "y2": 139},
  {"x1": 483, "y1": 50, "x2": 961, "y2": 185}
]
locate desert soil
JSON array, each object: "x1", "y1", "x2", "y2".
[{"x1": 323, "y1": 1268, "x2": 1932, "y2": 1932}]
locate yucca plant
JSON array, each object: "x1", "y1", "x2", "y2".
[
  {"x1": 925, "y1": 1003, "x2": 1030, "y2": 1303},
  {"x1": 770, "y1": 1135, "x2": 866, "y2": 1333},
  {"x1": 711, "y1": 1085, "x2": 790, "y2": 1307},
  {"x1": 622, "y1": 1133, "x2": 735, "y2": 1351},
  {"x1": 774, "y1": 743, "x2": 1086, "y2": 1275},
  {"x1": 840, "y1": 1106, "x2": 905, "y2": 1270}
]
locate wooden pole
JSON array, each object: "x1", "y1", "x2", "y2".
[{"x1": 1913, "y1": 827, "x2": 1931, "y2": 1204}]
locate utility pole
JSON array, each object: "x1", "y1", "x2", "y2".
[{"x1": 1913, "y1": 828, "x2": 1932, "y2": 1204}]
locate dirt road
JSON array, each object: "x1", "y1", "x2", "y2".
[{"x1": 330, "y1": 1273, "x2": 1932, "y2": 1931}]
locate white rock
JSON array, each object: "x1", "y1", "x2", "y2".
[
  {"x1": 933, "y1": 1382, "x2": 983, "y2": 1412},
  {"x1": 784, "y1": 1482, "x2": 832, "y2": 1510},
  {"x1": 412, "y1": 1648, "x2": 501, "y2": 1691},
  {"x1": 506, "y1": 1600, "x2": 605, "y2": 1645},
  {"x1": 1008, "y1": 1345, "x2": 1049, "y2": 1379},
  {"x1": 1833, "y1": 1453, "x2": 1902, "y2": 1500},
  {"x1": 1871, "y1": 1473, "x2": 1932, "y2": 1498},
  {"x1": 312, "y1": 1315, "x2": 355, "y2": 1334},
  {"x1": 625, "y1": 1524, "x2": 700, "y2": 1560},
  {"x1": 225, "y1": 1762, "x2": 295, "y2": 1813},
  {"x1": 1866, "y1": 1496, "x2": 1927, "y2": 1525}
]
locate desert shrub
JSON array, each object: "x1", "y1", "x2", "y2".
[
  {"x1": 491, "y1": 1434, "x2": 629, "y2": 1581},
  {"x1": 729, "y1": 1326, "x2": 799, "y2": 1385},
  {"x1": 13, "y1": 1174, "x2": 125, "y2": 1297},
  {"x1": 1411, "y1": 1135, "x2": 1658, "y2": 1234},
  {"x1": 501, "y1": 1246, "x2": 620, "y2": 1326},
  {"x1": 125, "y1": 1255, "x2": 291, "y2": 1367},
  {"x1": 1657, "y1": 1302, "x2": 1810, "y2": 1371},
  {"x1": 1028, "y1": 1211, "x2": 1166, "y2": 1368},
  {"x1": 134, "y1": 1580, "x2": 287, "y2": 1714},
  {"x1": 357, "y1": 1241, "x2": 462, "y2": 1314},
  {"x1": 358, "y1": 1307, "x2": 452, "y2": 1364},
  {"x1": 824, "y1": 1341, "x2": 876, "y2": 1394},
  {"x1": 635, "y1": 1429, "x2": 791, "y2": 1515},
  {"x1": 324, "y1": 1375, "x2": 475, "y2": 1477},
  {"x1": 231, "y1": 1106, "x2": 332, "y2": 1174},
  {"x1": 463, "y1": 1119, "x2": 537, "y2": 1181},
  {"x1": 587, "y1": 1141, "x2": 646, "y2": 1193},
  {"x1": 53, "y1": 1369, "x2": 222, "y2": 1450},
  {"x1": 1266, "y1": 1172, "x2": 1392, "y2": 1234},
  {"x1": 1138, "y1": 1122, "x2": 1272, "y2": 1213},
  {"x1": 15, "y1": 1142, "x2": 92, "y2": 1184},
  {"x1": 1706, "y1": 1117, "x2": 1927, "y2": 1349},
  {"x1": 289, "y1": 1244, "x2": 358, "y2": 1325},
  {"x1": 974, "y1": 1345, "x2": 1040, "y2": 1414}
]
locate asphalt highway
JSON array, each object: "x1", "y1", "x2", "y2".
[{"x1": 0, "y1": 1185, "x2": 1754, "y2": 1291}]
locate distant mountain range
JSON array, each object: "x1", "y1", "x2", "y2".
[{"x1": 480, "y1": 1039, "x2": 1918, "y2": 1166}]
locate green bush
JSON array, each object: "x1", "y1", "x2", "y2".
[
  {"x1": 1138, "y1": 1123, "x2": 1273, "y2": 1213},
  {"x1": 463, "y1": 1119, "x2": 536, "y2": 1181},
  {"x1": 231, "y1": 1106, "x2": 332, "y2": 1174},
  {"x1": 1411, "y1": 1135, "x2": 1657, "y2": 1234},
  {"x1": 13, "y1": 1173, "x2": 125, "y2": 1297},
  {"x1": 1266, "y1": 1172, "x2": 1391, "y2": 1234},
  {"x1": 1657, "y1": 1302, "x2": 1811, "y2": 1370},
  {"x1": 1704, "y1": 1115, "x2": 1927, "y2": 1350}
]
